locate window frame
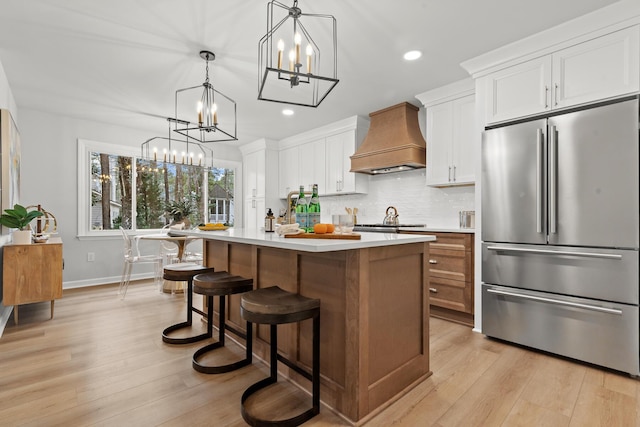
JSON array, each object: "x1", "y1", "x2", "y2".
[{"x1": 77, "y1": 138, "x2": 240, "y2": 239}]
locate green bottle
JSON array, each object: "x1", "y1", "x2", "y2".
[
  {"x1": 308, "y1": 184, "x2": 320, "y2": 232},
  {"x1": 295, "y1": 185, "x2": 308, "y2": 231}
]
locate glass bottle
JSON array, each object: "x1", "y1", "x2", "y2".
[
  {"x1": 295, "y1": 185, "x2": 308, "y2": 231},
  {"x1": 308, "y1": 184, "x2": 320, "y2": 231}
]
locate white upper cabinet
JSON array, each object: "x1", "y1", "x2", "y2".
[
  {"x1": 485, "y1": 56, "x2": 552, "y2": 123},
  {"x1": 552, "y1": 27, "x2": 639, "y2": 109},
  {"x1": 417, "y1": 79, "x2": 476, "y2": 187},
  {"x1": 298, "y1": 138, "x2": 326, "y2": 193},
  {"x1": 278, "y1": 116, "x2": 369, "y2": 198},
  {"x1": 485, "y1": 26, "x2": 640, "y2": 124},
  {"x1": 278, "y1": 146, "x2": 299, "y2": 199}
]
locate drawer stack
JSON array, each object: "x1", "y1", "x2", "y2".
[{"x1": 399, "y1": 230, "x2": 475, "y2": 326}]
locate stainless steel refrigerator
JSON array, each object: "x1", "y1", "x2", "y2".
[{"x1": 481, "y1": 96, "x2": 639, "y2": 375}]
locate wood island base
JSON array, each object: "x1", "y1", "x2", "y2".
[{"x1": 203, "y1": 238, "x2": 431, "y2": 424}]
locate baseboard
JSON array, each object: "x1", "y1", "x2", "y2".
[
  {"x1": 63, "y1": 272, "x2": 154, "y2": 290},
  {"x1": 0, "y1": 303, "x2": 13, "y2": 338}
]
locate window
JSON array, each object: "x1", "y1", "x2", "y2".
[{"x1": 78, "y1": 139, "x2": 237, "y2": 237}]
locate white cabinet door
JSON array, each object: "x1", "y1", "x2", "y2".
[
  {"x1": 278, "y1": 146, "x2": 299, "y2": 199},
  {"x1": 326, "y1": 130, "x2": 356, "y2": 194},
  {"x1": 298, "y1": 139, "x2": 326, "y2": 193},
  {"x1": 451, "y1": 94, "x2": 476, "y2": 185},
  {"x1": 426, "y1": 94, "x2": 476, "y2": 187},
  {"x1": 244, "y1": 197, "x2": 265, "y2": 229},
  {"x1": 485, "y1": 56, "x2": 552, "y2": 124},
  {"x1": 552, "y1": 26, "x2": 640, "y2": 109},
  {"x1": 243, "y1": 150, "x2": 266, "y2": 199},
  {"x1": 426, "y1": 102, "x2": 454, "y2": 186}
]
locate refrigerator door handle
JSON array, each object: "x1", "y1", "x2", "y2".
[
  {"x1": 486, "y1": 288, "x2": 623, "y2": 315},
  {"x1": 549, "y1": 125, "x2": 557, "y2": 234},
  {"x1": 536, "y1": 129, "x2": 544, "y2": 234},
  {"x1": 486, "y1": 245, "x2": 623, "y2": 260}
]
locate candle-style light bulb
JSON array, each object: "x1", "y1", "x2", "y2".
[
  {"x1": 277, "y1": 39, "x2": 284, "y2": 69},
  {"x1": 198, "y1": 153, "x2": 203, "y2": 166},
  {"x1": 172, "y1": 150, "x2": 177, "y2": 163},
  {"x1": 306, "y1": 44, "x2": 313, "y2": 74},
  {"x1": 153, "y1": 147, "x2": 158, "y2": 161},
  {"x1": 181, "y1": 151, "x2": 186, "y2": 164},
  {"x1": 294, "y1": 33, "x2": 301, "y2": 65},
  {"x1": 163, "y1": 148, "x2": 167, "y2": 162},
  {"x1": 212, "y1": 103, "x2": 218, "y2": 125},
  {"x1": 197, "y1": 101, "x2": 203, "y2": 126},
  {"x1": 189, "y1": 152, "x2": 194, "y2": 165},
  {"x1": 288, "y1": 49, "x2": 295, "y2": 72}
]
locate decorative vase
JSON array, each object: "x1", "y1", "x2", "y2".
[{"x1": 12, "y1": 229, "x2": 32, "y2": 244}]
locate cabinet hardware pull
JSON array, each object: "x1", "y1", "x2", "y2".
[
  {"x1": 448, "y1": 166, "x2": 452, "y2": 182},
  {"x1": 453, "y1": 165, "x2": 456, "y2": 181},
  {"x1": 554, "y1": 83, "x2": 559, "y2": 106},
  {"x1": 486, "y1": 246, "x2": 623, "y2": 260},
  {"x1": 252, "y1": 199, "x2": 256, "y2": 209},
  {"x1": 429, "y1": 287, "x2": 438, "y2": 293},
  {"x1": 544, "y1": 86, "x2": 549, "y2": 108},
  {"x1": 487, "y1": 288, "x2": 622, "y2": 315},
  {"x1": 429, "y1": 259, "x2": 438, "y2": 264}
]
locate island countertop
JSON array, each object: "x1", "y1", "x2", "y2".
[{"x1": 171, "y1": 227, "x2": 436, "y2": 252}]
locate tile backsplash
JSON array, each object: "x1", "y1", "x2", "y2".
[{"x1": 319, "y1": 169, "x2": 475, "y2": 227}]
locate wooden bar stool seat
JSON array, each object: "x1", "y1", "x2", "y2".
[
  {"x1": 240, "y1": 286, "x2": 320, "y2": 427},
  {"x1": 161, "y1": 263, "x2": 215, "y2": 345},
  {"x1": 192, "y1": 271, "x2": 254, "y2": 374}
]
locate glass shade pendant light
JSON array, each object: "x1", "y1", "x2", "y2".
[
  {"x1": 171, "y1": 50, "x2": 237, "y2": 143},
  {"x1": 258, "y1": 0, "x2": 339, "y2": 107}
]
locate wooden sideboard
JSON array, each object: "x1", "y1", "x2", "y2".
[
  {"x1": 3, "y1": 237, "x2": 63, "y2": 324},
  {"x1": 400, "y1": 231, "x2": 474, "y2": 326}
]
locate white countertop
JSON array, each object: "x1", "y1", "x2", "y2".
[
  {"x1": 171, "y1": 228, "x2": 436, "y2": 253},
  {"x1": 399, "y1": 227, "x2": 475, "y2": 234}
]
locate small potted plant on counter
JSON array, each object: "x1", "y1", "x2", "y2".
[{"x1": 0, "y1": 204, "x2": 44, "y2": 244}]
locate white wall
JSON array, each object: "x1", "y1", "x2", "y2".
[{"x1": 18, "y1": 108, "x2": 243, "y2": 288}]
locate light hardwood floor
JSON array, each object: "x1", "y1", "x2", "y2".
[{"x1": 0, "y1": 281, "x2": 638, "y2": 426}]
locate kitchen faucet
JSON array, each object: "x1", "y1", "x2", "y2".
[{"x1": 286, "y1": 189, "x2": 309, "y2": 224}]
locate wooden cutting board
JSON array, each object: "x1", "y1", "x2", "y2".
[{"x1": 284, "y1": 232, "x2": 361, "y2": 240}]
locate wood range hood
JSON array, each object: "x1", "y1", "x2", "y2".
[{"x1": 350, "y1": 102, "x2": 426, "y2": 174}]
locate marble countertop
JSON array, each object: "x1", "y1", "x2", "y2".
[{"x1": 170, "y1": 228, "x2": 436, "y2": 253}]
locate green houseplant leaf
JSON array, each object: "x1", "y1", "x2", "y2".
[{"x1": 0, "y1": 204, "x2": 44, "y2": 230}]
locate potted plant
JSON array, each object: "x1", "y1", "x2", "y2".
[
  {"x1": 0, "y1": 204, "x2": 44, "y2": 244},
  {"x1": 166, "y1": 197, "x2": 196, "y2": 228}
]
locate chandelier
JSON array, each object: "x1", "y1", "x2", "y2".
[
  {"x1": 258, "y1": 0, "x2": 338, "y2": 107},
  {"x1": 140, "y1": 123, "x2": 214, "y2": 169},
  {"x1": 171, "y1": 50, "x2": 237, "y2": 143}
]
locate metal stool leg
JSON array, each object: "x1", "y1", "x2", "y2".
[
  {"x1": 162, "y1": 278, "x2": 210, "y2": 344},
  {"x1": 192, "y1": 295, "x2": 253, "y2": 374}
]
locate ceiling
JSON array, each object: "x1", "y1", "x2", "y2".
[{"x1": 0, "y1": 0, "x2": 620, "y2": 146}]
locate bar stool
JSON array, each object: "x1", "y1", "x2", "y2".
[
  {"x1": 162, "y1": 263, "x2": 215, "y2": 344},
  {"x1": 192, "y1": 271, "x2": 254, "y2": 374},
  {"x1": 240, "y1": 286, "x2": 320, "y2": 427}
]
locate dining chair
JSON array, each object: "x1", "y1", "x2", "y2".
[{"x1": 118, "y1": 227, "x2": 163, "y2": 299}]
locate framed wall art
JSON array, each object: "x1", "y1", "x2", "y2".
[{"x1": 0, "y1": 109, "x2": 21, "y2": 235}]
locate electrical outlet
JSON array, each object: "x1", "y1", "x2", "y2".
[{"x1": 87, "y1": 252, "x2": 95, "y2": 262}]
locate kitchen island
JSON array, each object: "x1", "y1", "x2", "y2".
[{"x1": 172, "y1": 228, "x2": 435, "y2": 425}]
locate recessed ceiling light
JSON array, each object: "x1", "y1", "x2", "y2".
[
  {"x1": 282, "y1": 109, "x2": 294, "y2": 116},
  {"x1": 403, "y1": 50, "x2": 422, "y2": 61}
]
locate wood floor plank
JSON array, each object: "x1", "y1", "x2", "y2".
[{"x1": 0, "y1": 281, "x2": 638, "y2": 426}]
